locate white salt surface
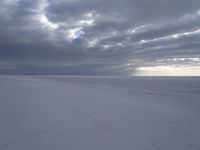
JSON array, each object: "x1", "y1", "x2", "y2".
[{"x1": 0, "y1": 76, "x2": 200, "y2": 150}]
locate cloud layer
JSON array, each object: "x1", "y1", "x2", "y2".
[{"x1": 0, "y1": 0, "x2": 200, "y2": 75}]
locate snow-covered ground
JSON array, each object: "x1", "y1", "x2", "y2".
[{"x1": 0, "y1": 76, "x2": 200, "y2": 150}]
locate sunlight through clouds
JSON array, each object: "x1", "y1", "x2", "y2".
[{"x1": 135, "y1": 66, "x2": 200, "y2": 76}]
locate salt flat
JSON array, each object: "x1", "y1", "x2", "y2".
[{"x1": 0, "y1": 76, "x2": 200, "y2": 150}]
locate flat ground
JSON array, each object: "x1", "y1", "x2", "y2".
[{"x1": 0, "y1": 76, "x2": 200, "y2": 150}]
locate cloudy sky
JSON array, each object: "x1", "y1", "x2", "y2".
[{"x1": 0, "y1": 0, "x2": 200, "y2": 75}]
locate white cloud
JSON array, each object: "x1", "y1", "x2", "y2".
[
  {"x1": 87, "y1": 38, "x2": 99, "y2": 47},
  {"x1": 39, "y1": 14, "x2": 59, "y2": 30},
  {"x1": 77, "y1": 19, "x2": 94, "y2": 26},
  {"x1": 127, "y1": 25, "x2": 150, "y2": 34},
  {"x1": 138, "y1": 28, "x2": 200, "y2": 45},
  {"x1": 66, "y1": 27, "x2": 85, "y2": 41}
]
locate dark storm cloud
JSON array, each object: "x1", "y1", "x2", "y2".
[{"x1": 0, "y1": 0, "x2": 200, "y2": 75}]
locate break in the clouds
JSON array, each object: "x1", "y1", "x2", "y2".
[{"x1": 0, "y1": 0, "x2": 200, "y2": 75}]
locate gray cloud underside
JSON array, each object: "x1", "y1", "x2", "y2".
[{"x1": 0, "y1": 0, "x2": 200, "y2": 75}]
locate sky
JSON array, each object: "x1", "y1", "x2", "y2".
[{"x1": 0, "y1": 0, "x2": 200, "y2": 76}]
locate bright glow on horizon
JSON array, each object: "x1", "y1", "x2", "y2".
[{"x1": 134, "y1": 66, "x2": 200, "y2": 76}]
